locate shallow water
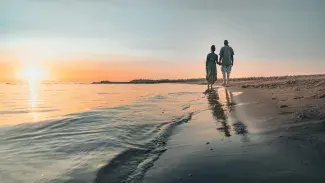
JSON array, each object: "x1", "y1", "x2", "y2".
[{"x1": 0, "y1": 83, "x2": 208, "y2": 183}]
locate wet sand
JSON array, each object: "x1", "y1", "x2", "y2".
[{"x1": 142, "y1": 75, "x2": 325, "y2": 183}]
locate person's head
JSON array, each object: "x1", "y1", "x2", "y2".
[
  {"x1": 211, "y1": 45, "x2": 216, "y2": 52},
  {"x1": 224, "y1": 40, "x2": 229, "y2": 46}
]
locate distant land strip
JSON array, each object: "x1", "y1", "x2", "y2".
[{"x1": 91, "y1": 74, "x2": 325, "y2": 84}]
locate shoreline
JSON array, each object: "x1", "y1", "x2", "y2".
[{"x1": 141, "y1": 75, "x2": 325, "y2": 182}]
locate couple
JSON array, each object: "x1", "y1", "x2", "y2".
[{"x1": 206, "y1": 40, "x2": 234, "y2": 89}]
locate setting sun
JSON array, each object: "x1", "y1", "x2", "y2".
[{"x1": 20, "y1": 66, "x2": 47, "y2": 82}]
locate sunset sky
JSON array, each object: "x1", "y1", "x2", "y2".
[{"x1": 1, "y1": 0, "x2": 325, "y2": 82}]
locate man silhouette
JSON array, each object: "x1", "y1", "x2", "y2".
[{"x1": 218, "y1": 40, "x2": 234, "y2": 86}]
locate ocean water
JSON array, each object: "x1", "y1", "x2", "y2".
[{"x1": 0, "y1": 83, "x2": 208, "y2": 183}]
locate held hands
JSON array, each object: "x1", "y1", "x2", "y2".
[{"x1": 217, "y1": 61, "x2": 222, "y2": 65}]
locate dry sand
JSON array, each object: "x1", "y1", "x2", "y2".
[
  {"x1": 200, "y1": 74, "x2": 325, "y2": 124},
  {"x1": 141, "y1": 74, "x2": 325, "y2": 183},
  {"x1": 237, "y1": 74, "x2": 325, "y2": 123}
]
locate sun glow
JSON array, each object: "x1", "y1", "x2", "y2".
[{"x1": 20, "y1": 66, "x2": 47, "y2": 82}]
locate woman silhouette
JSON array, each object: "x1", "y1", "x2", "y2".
[{"x1": 205, "y1": 45, "x2": 218, "y2": 90}]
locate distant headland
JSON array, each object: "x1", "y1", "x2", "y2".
[
  {"x1": 91, "y1": 78, "x2": 205, "y2": 84},
  {"x1": 91, "y1": 74, "x2": 325, "y2": 84}
]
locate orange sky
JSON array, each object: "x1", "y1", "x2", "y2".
[
  {"x1": 1, "y1": 51, "x2": 324, "y2": 83},
  {"x1": 0, "y1": 52, "x2": 205, "y2": 82}
]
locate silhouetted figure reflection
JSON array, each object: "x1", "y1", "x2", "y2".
[
  {"x1": 206, "y1": 88, "x2": 249, "y2": 141},
  {"x1": 224, "y1": 87, "x2": 235, "y2": 112},
  {"x1": 233, "y1": 120, "x2": 249, "y2": 142},
  {"x1": 206, "y1": 89, "x2": 231, "y2": 137},
  {"x1": 233, "y1": 121, "x2": 248, "y2": 136},
  {"x1": 223, "y1": 88, "x2": 249, "y2": 141}
]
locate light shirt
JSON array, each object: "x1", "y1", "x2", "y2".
[{"x1": 219, "y1": 45, "x2": 234, "y2": 66}]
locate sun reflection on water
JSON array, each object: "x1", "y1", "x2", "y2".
[{"x1": 28, "y1": 79, "x2": 39, "y2": 121}]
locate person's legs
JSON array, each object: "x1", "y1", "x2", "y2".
[
  {"x1": 222, "y1": 74, "x2": 226, "y2": 85},
  {"x1": 225, "y1": 65, "x2": 232, "y2": 85},
  {"x1": 226, "y1": 72, "x2": 231, "y2": 84},
  {"x1": 221, "y1": 66, "x2": 226, "y2": 85}
]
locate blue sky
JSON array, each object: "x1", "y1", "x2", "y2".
[{"x1": 1, "y1": 0, "x2": 325, "y2": 80}]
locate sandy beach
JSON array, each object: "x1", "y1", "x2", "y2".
[{"x1": 142, "y1": 75, "x2": 325, "y2": 183}]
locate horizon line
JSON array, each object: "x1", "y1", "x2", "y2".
[{"x1": 2, "y1": 73, "x2": 325, "y2": 84}]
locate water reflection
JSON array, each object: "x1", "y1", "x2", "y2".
[
  {"x1": 233, "y1": 121, "x2": 249, "y2": 141},
  {"x1": 28, "y1": 80, "x2": 39, "y2": 121},
  {"x1": 206, "y1": 87, "x2": 249, "y2": 141},
  {"x1": 206, "y1": 88, "x2": 231, "y2": 137}
]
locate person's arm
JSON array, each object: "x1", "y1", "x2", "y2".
[
  {"x1": 231, "y1": 48, "x2": 234, "y2": 66},
  {"x1": 231, "y1": 55, "x2": 234, "y2": 66},
  {"x1": 206, "y1": 54, "x2": 209, "y2": 72},
  {"x1": 218, "y1": 48, "x2": 223, "y2": 64},
  {"x1": 216, "y1": 54, "x2": 218, "y2": 64}
]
